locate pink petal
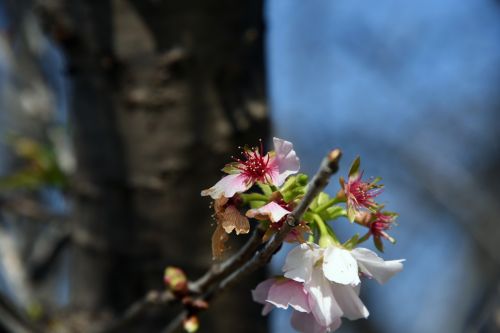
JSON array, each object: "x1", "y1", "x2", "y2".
[
  {"x1": 267, "y1": 279, "x2": 311, "y2": 313},
  {"x1": 291, "y1": 311, "x2": 342, "y2": 333},
  {"x1": 351, "y1": 248, "x2": 404, "y2": 284},
  {"x1": 261, "y1": 303, "x2": 274, "y2": 315},
  {"x1": 201, "y1": 173, "x2": 251, "y2": 199},
  {"x1": 323, "y1": 246, "x2": 360, "y2": 286},
  {"x1": 252, "y1": 278, "x2": 276, "y2": 315},
  {"x1": 331, "y1": 284, "x2": 369, "y2": 320},
  {"x1": 246, "y1": 201, "x2": 290, "y2": 222},
  {"x1": 252, "y1": 278, "x2": 274, "y2": 303},
  {"x1": 270, "y1": 137, "x2": 300, "y2": 187}
]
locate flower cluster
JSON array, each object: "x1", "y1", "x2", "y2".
[
  {"x1": 202, "y1": 137, "x2": 303, "y2": 258},
  {"x1": 201, "y1": 138, "x2": 404, "y2": 332},
  {"x1": 254, "y1": 243, "x2": 403, "y2": 332},
  {"x1": 339, "y1": 157, "x2": 398, "y2": 252}
]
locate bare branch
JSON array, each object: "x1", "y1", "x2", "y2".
[
  {"x1": 188, "y1": 228, "x2": 265, "y2": 294},
  {"x1": 102, "y1": 228, "x2": 264, "y2": 332}
]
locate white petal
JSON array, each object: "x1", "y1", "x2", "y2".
[
  {"x1": 271, "y1": 137, "x2": 300, "y2": 186},
  {"x1": 331, "y1": 284, "x2": 369, "y2": 320},
  {"x1": 246, "y1": 201, "x2": 290, "y2": 222},
  {"x1": 267, "y1": 279, "x2": 311, "y2": 313},
  {"x1": 291, "y1": 311, "x2": 342, "y2": 333},
  {"x1": 306, "y1": 267, "x2": 343, "y2": 328},
  {"x1": 283, "y1": 243, "x2": 321, "y2": 283},
  {"x1": 323, "y1": 246, "x2": 360, "y2": 286},
  {"x1": 200, "y1": 173, "x2": 251, "y2": 199},
  {"x1": 351, "y1": 248, "x2": 404, "y2": 284}
]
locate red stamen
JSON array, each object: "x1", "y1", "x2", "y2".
[
  {"x1": 345, "y1": 173, "x2": 382, "y2": 210},
  {"x1": 232, "y1": 140, "x2": 271, "y2": 183}
]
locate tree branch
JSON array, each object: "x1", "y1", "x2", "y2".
[
  {"x1": 102, "y1": 228, "x2": 265, "y2": 332},
  {"x1": 188, "y1": 227, "x2": 265, "y2": 294}
]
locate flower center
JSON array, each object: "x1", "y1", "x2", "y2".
[
  {"x1": 351, "y1": 182, "x2": 370, "y2": 203},
  {"x1": 234, "y1": 142, "x2": 270, "y2": 182},
  {"x1": 347, "y1": 178, "x2": 381, "y2": 209},
  {"x1": 370, "y1": 213, "x2": 393, "y2": 235},
  {"x1": 371, "y1": 221, "x2": 388, "y2": 234}
]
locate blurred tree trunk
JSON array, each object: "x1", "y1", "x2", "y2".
[{"x1": 37, "y1": 0, "x2": 270, "y2": 331}]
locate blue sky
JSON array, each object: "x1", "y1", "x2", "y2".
[{"x1": 266, "y1": 0, "x2": 500, "y2": 332}]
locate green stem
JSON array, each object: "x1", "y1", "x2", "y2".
[
  {"x1": 257, "y1": 183, "x2": 273, "y2": 196},
  {"x1": 240, "y1": 193, "x2": 268, "y2": 203},
  {"x1": 279, "y1": 176, "x2": 296, "y2": 193},
  {"x1": 313, "y1": 213, "x2": 339, "y2": 245},
  {"x1": 313, "y1": 197, "x2": 343, "y2": 213},
  {"x1": 356, "y1": 231, "x2": 371, "y2": 245}
]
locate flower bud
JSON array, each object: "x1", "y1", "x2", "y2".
[
  {"x1": 183, "y1": 315, "x2": 199, "y2": 332},
  {"x1": 164, "y1": 266, "x2": 188, "y2": 294}
]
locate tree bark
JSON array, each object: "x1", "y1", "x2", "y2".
[{"x1": 37, "y1": 0, "x2": 270, "y2": 331}]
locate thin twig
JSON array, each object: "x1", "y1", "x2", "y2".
[
  {"x1": 102, "y1": 228, "x2": 264, "y2": 333},
  {"x1": 161, "y1": 310, "x2": 186, "y2": 333},
  {"x1": 100, "y1": 290, "x2": 177, "y2": 333},
  {"x1": 163, "y1": 149, "x2": 342, "y2": 333},
  {"x1": 189, "y1": 228, "x2": 264, "y2": 294}
]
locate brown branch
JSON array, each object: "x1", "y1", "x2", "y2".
[
  {"x1": 101, "y1": 289, "x2": 177, "y2": 333},
  {"x1": 163, "y1": 148, "x2": 342, "y2": 333},
  {"x1": 102, "y1": 228, "x2": 264, "y2": 333},
  {"x1": 188, "y1": 227, "x2": 265, "y2": 294}
]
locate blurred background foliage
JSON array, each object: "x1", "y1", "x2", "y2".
[{"x1": 0, "y1": 0, "x2": 499, "y2": 332}]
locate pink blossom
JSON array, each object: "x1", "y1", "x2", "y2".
[
  {"x1": 342, "y1": 172, "x2": 383, "y2": 222},
  {"x1": 201, "y1": 137, "x2": 300, "y2": 199},
  {"x1": 252, "y1": 277, "x2": 311, "y2": 315},
  {"x1": 246, "y1": 200, "x2": 311, "y2": 243},
  {"x1": 291, "y1": 311, "x2": 341, "y2": 333},
  {"x1": 246, "y1": 201, "x2": 291, "y2": 223},
  {"x1": 369, "y1": 211, "x2": 396, "y2": 245},
  {"x1": 252, "y1": 278, "x2": 345, "y2": 333}
]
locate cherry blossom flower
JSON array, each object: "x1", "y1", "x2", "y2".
[
  {"x1": 252, "y1": 277, "x2": 311, "y2": 315},
  {"x1": 280, "y1": 242, "x2": 404, "y2": 332},
  {"x1": 252, "y1": 277, "x2": 343, "y2": 332},
  {"x1": 201, "y1": 137, "x2": 300, "y2": 199},
  {"x1": 354, "y1": 210, "x2": 398, "y2": 252},
  {"x1": 340, "y1": 157, "x2": 383, "y2": 221},
  {"x1": 368, "y1": 211, "x2": 397, "y2": 251},
  {"x1": 253, "y1": 276, "x2": 343, "y2": 333}
]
